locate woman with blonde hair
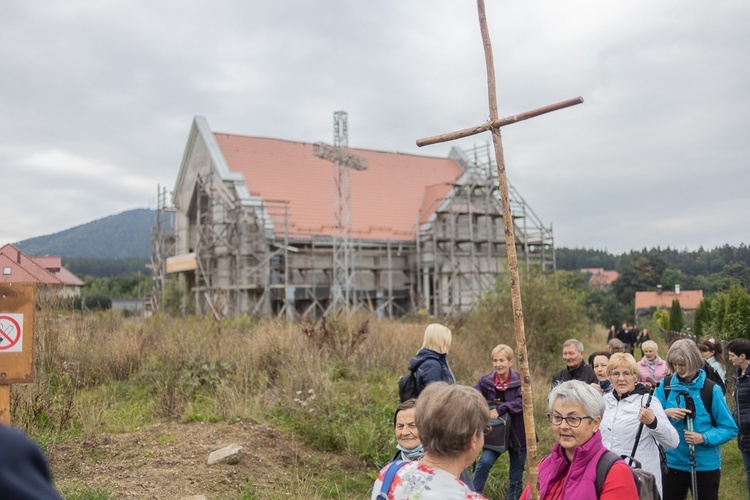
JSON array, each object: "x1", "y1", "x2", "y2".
[
  {"x1": 408, "y1": 323, "x2": 456, "y2": 397},
  {"x1": 600, "y1": 353, "x2": 679, "y2": 497},
  {"x1": 472, "y1": 344, "x2": 526, "y2": 498},
  {"x1": 373, "y1": 383, "x2": 489, "y2": 499}
]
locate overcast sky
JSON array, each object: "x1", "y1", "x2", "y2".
[{"x1": 2, "y1": 1, "x2": 748, "y2": 255}]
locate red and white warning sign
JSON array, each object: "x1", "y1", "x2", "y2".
[{"x1": 0, "y1": 314, "x2": 23, "y2": 353}]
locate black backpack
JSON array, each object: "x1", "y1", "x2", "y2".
[
  {"x1": 398, "y1": 370, "x2": 419, "y2": 402},
  {"x1": 595, "y1": 451, "x2": 660, "y2": 499},
  {"x1": 702, "y1": 362, "x2": 727, "y2": 394}
]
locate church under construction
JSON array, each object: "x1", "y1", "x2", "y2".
[{"x1": 152, "y1": 114, "x2": 554, "y2": 320}]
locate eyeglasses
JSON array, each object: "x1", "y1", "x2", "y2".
[
  {"x1": 546, "y1": 413, "x2": 595, "y2": 428},
  {"x1": 609, "y1": 371, "x2": 634, "y2": 379}
]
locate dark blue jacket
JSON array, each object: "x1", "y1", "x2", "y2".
[
  {"x1": 474, "y1": 369, "x2": 526, "y2": 451},
  {"x1": 733, "y1": 367, "x2": 750, "y2": 451},
  {"x1": 0, "y1": 424, "x2": 61, "y2": 499},
  {"x1": 409, "y1": 348, "x2": 455, "y2": 395}
]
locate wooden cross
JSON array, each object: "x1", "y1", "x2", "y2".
[{"x1": 416, "y1": 2, "x2": 583, "y2": 497}]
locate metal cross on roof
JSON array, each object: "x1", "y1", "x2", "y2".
[
  {"x1": 416, "y1": 2, "x2": 583, "y2": 497},
  {"x1": 312, "y1": 111, "x2": 368, "y2": 315}
]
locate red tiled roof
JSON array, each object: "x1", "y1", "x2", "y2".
[
  {"x1": 635, "y1": 290, "x2": 704, "y2": 310},
  {"x1": 580, "y1": 268, "x2": 619, "y2": 287},
  {"x1": 0, "y1": 244, "x2": 62, "y2": 284},
  {"x1": 30, "y1": 256, "x2": 85, "y2": 286},
  {"x1": 215, "y1": 134, "x2": 463, "y2": 241}
]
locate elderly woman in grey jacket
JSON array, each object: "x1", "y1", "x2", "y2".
[{"x1": 600, "y1": 353, "x2": 679, "y2": 497}]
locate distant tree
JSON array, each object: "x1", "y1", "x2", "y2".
[
  {"x1": 693, "y1": 298, "x2": 712, "y2": 337},
  {"x1": 655, "y1": 309, "x2": 670, "y2": 330},
  {"x1": 611, "y1": 253, "x2": 668, "y2": 304},
  {"x1": 669, "y1": 299, "x2": 684, "y2": 332},
  {"x1": 722, "y1": 262, "x2": 750, "y2": 289}
]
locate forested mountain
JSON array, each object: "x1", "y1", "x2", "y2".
[{"x1": 15, "y1": 209, "x2": 155, "y2": 259}]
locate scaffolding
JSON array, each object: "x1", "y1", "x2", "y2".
[
  {"x1": 149, "y1": 185, "x2": 175, "y2": 313},
  {"x1": 416, "y1": 144, "x2": 555, "y2": 316},
  {"x1": 160, "y1": 133, "x2": 553, "y2": 319}
]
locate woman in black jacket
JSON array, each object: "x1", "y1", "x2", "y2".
[{"x1": 728, "y1": 338, "x2": 750, "y2": 499}]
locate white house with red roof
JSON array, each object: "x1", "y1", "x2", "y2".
[
  {"x1": 0, "y1": 244, "x2": 85, "y2": 298},
  {"x1": 167, "y1": 116, "x2": 553, "y2": 318}
]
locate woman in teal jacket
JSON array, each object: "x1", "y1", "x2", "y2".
[{"x1": 655, "y1": 338, "x2": 738, "y2": 500}]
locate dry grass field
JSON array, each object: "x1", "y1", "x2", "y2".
[{"x1": 10, "y1": 279, "x2": 747, "y2": 499}]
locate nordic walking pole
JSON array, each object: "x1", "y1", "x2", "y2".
[
  {"x1": 684, "y1": 394, "x2": 699, "y2": 500},
  {"x1": 629, "y1": 376, "x2": 657, "y2": 466}
]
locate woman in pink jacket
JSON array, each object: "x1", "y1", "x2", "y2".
[{"x1": 637, "y1": 340, "x2": 668, "y2": 387}]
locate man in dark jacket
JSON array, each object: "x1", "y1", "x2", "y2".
[
  {"x1": 551, "y1": 339, "x2": 596, "y2": 388},
  {"x1": 616, "y1": 323, "x2": 638, "y2": 354},
  {"x1": 0, "y1": 424, "x2": 62, "y2": 499},
  {"x1": 727, "y1": 338, "x2": 750, "y2": 498}
]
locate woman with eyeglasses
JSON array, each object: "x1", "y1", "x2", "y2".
[
  {"x1": 373, "y1": 383, "x2": 489, "y2": 499},
  {"x1": 520, "y1": 380, "x2": 638, "y2": 499},
  {"x1": 600, "y1": 353, "x2": 679, "y2": 497},
  {"x1": 654, "y1": 338, "x2": 738, "y2": 500}
]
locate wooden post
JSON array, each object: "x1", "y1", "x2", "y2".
[
  {"x1": 0, "y1": 385, "x2": 8, "y2": 426},
  {"x1": 415, "y1": 3, "x2": 584, "y2": 497}
]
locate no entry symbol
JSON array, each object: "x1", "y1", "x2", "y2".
[{"x1": 0, "y1": 314, "x2": 23, "y2": 352}]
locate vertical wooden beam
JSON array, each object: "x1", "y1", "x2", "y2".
[
  {"x1": 0, "y1": 385, "x2": 10, "y2": 426},
  {"x1": 476, "y1": 1, "x2": 539, "y2": 496}
]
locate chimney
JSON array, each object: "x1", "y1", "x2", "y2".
[
  {"x1": 16, "y1": 250, "x2": 21, "y2": 264},
  {"x1": 657, "y1": 284, "x2": 662, "y2": 295},
  {"x1": 675, "y1": 284, "x2": 680, "y2": 295}
]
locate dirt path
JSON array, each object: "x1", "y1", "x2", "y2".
[{"x1": 48, "y1": 420, "x2": 363, "y2": 499}]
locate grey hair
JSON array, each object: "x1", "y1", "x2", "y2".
[
  {"x1": 641, "y1": 340, "x2": 658, "y2": 352},
  {"x1": 666, "y1": 338, "x2": 704, "y2": 379},
  {"x1": 548, "y1": 380, "x2": 605, "y2": 418},
  {"x1": 563, "y1": 339, "x2": 584, "y2": 353}
]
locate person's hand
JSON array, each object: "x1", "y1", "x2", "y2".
[
  {"x1": 637, "y1": 407, "x2": 655, "y2": 425},
  {"x1": 684, "y1": 431, "x2": 705, "y2": 445},
  {"x1": 489, "y1": 409, "x2": 499, "y2": 418},
  {"x1": 590, "y1": 383, "x2": 603, "y2": 393},
  {"x1": 665, "y1": 408, "x2": 692, "y2": 420}
]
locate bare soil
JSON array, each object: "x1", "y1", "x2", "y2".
[{"x1": 47, "y1": 420, "x2": 366, "y2": 499}]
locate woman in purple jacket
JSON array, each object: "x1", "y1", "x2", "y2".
[{"x1": 472, "y1": 344, "x2": 526, "y2": 499}]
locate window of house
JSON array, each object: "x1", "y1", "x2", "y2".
[{"x1": 3, "y1": 267, "x2": 11, "y2": 275}]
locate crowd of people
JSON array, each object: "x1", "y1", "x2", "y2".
[{"x1": 373, "y1": 323, "x2": 750, "y2": 500}]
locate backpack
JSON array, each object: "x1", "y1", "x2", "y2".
[
  {"x1": 702, "y1": 362, "x2": 727, "y2": 394},
  {"x1": 398, "y1": 370, "x2": 419, "y2": 402},
  {"x1": 376, "y1": 460, "x2": 409, "y2": 499},
  {"x1": 483, "y1": 411, "x2": 512, "y2": 454},
  {"x1": 595, "y1": 451, "x2": 660, "y2": 500}
]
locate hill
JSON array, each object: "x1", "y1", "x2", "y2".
[{"x1": 15, "y1": 208, "x2": 155, "y2": 259}]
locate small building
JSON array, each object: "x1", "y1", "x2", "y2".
[
  {"x1": 635, "y1": 284, "x2": 703, "y2": 323},
  {"x1": 580, "y1": 267, "x2": 619, "y2": 289},
  {"x1": 0, "y1": 244, "x2": 85, "y2": 298}
]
